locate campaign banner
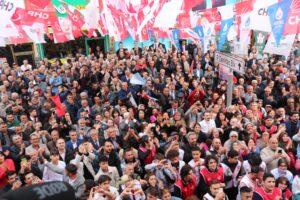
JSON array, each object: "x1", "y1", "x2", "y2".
[
  {"x1": 170, "y1": 29, "x2": 181, "y2": 50},
  {"x1": 0, "y1": 0, "x2": 25, "y2": 38},
  {"x1": 235, "y1": 0, "x2": 254, "y2": 37},
  {"x1": 283, "y1": 0, "x2": 300, "y2": 35},
  {"x1": 249, "y1": 0, "x2": 278, "y2": 32},
  {"x1": 253, "y1": 31, "x2": 268, "y2": 55},
  {"x1": 268, "y1": 0, "x2": 292, "y2": 45},
  {"x1": 263, "y1": 34, "x2": 296, "y2": 57},
  {"x1": 217, "y1": 18, "x2": 234, "y2": 51}
]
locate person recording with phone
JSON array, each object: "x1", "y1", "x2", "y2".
[
  {"x1": 203, "y1": 180, "x2": 228, "y2": 200},
  {"x1": 260, "y1": 138, "x2": 290, "y2": 172}
]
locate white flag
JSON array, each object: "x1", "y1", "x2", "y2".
[
  {"x1": 263, "y1": 34, "x2": 296, "y2": 57},
  {"x1": 153, "y1": 0, "x2": 183, "y2": 28},
  {"x1": 249, "y1": 0, "x2": 278, "y2": 32}
]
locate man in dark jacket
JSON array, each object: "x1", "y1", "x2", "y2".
[{"x1": 99, "y1": 140, "x2": 122, "y2": 176}]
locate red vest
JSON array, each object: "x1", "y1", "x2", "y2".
[
  {"x1": 255, "y1": 187, "x2": 281, "y2": 200},
  {"x1": 259, "y1": 125, "x2": 278, "y2": 135},
  {"x1": 175, "y1": 176, "x2": 197, "y2": 199},
  {"x1": 200, "y1": 166, "x2": 224, "y2": 186},
  {"x1": 139, "y1": 146, "x2": 156, "y2": 164}
]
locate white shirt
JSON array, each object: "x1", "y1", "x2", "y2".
[
  {"x1": 239, "y1": 174, "x2": 257, "y2": 191},
  {"x1": 72, "y1": 141, "x2": 78, "y2": 149},
  {"x1": 93, "y1": 186, "x2": 119, "y2": 200},
  {"x1": 271, "y1": 168, "x2": 293, "y2": 183},
  {"x1": 43, "y1": 161, "x2": 66, "y2": 182},
  {"x1": 20, "y1": 64, "x2": 32, "y2": 72},
  {"x1": 59, "y1": 151, "x2": 66, "y2": 161},
  {"x1": 237, "y1": 174, "x2": 257, "y2": 200},
  {"x1": 242, "y1": 160, "x2": 266, "y2": 174},
  {"x1": 292, "y1": 175, "x2": 300, "y2": 195},
  {"x1": 199, "y1": 119, "x2": 216, "y2": 134}
]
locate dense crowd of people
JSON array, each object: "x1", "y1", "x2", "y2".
[{"x1": 0, "y1": 37, "x2": 299, "y2": 200}]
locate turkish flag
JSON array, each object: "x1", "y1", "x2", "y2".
[
  {"x1": 283, "y1": 0, "x2": 300, "y2": 35},
  {"x1": 11, "y1": 8, "x2": 27, "y2": 26},
  {"x1": 67, "y1": 9, "x2": 85, "y2": 29},
  {"x1": 9, "y1": 26, "x2": 31, "y2": 44},
  {"x1": 51, "y1": 96, "x2": 66, "y2": 117},
  {"x1": 139, "y1": 25, "x2": 149, "y2": 41},
  {"x1": 98, "y1": 15, "x2": 108, "y2": 35}
]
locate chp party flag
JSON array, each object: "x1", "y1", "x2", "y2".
[
  {"x1": 194, "y1": 26, "x2": 204, "y2": 38},
  {"x1": 217, "y1": 18, "x2": 234, "y2": 51},
  {"x1": 268, "y1": 0, "x2": 292, "y2": 45},
  {"x1": 51, "y1": 95, "x2": 66, "y2": 117},
  {"x1": 283, "y1": 0, "x2": 300, "y2": 35}
]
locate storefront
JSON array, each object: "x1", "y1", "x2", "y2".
[{"x1": 0, "y1": 35, "x2": 110, "y2": 66}]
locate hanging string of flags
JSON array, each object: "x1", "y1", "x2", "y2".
[{"x1": 0, "y1": 0, "x2": 299, "y2": 56}]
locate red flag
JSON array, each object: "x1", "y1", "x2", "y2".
[
  {"x1": 11, "y1": 8, "x2": 27, "y2": 26},
  {"x1": 203, "y1": 8, "x2": 221, "y2": 23},
  {"x1": 235, "y1": 0, "x2": 254, "y2": 16},
  {"x1": 283, "y1": 0, "x2": 300, "y2": 35},
  {"x1": 98, "y1": 14, "x2": 108, "y2": 35},
  {"x1": 24, "y1": 0, "x2": 57, "y2": 26},
  {"x1": 176, "y1": 13, "x2": 191, "y2": 28},
  {"x1": 51, "y1": 96, "x2": 66, "y2": 117},
  {"x1": 107, "y1": 4, "x2": 129, "y2": 40},
  {"x1": 11, "y1": 7, "x2": 56, "y2": 27},
  {"x1": 51, "y1": 21, "x2": 69, "y2": 43},
  {"x1": 25, "y1": 0, "x2": 52, "y2": 9},
  {"x1": 9, "y1": 26, "x2": 31, "y2": 44},
  {"x1": 83, "y1": 28, "x2": 97, "y2": 38},
  {"x1": 72, "y1": 25, "x2": 83, "y2": 38},
  {"x1": 139, "y1": 25, "x2": 149, "y2": 41},
  {"x1": 67, "y1": 9, "x2": 85, "y2": 29},
  {"x1": 183, "y1": 0, "x2": 201, "y2": 11},
  {"x1": 235, "y1": 0, "x2": 254, "y2": 37}
]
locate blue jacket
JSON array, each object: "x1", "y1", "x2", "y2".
[{"x1": 66, "y1": 139, "x2": 83, "y2": 151}]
